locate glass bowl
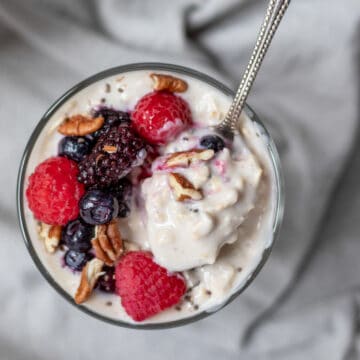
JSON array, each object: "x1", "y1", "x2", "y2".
[{"x1": 17, "y1": 63, "x2": 284, "y2": 329}]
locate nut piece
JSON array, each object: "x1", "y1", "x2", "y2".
[
  {"x1": 103, "y1": 145, "x2": 117, "y2": 154},
  {"x1": 169, "y1": 173, "x2": 203, "y2": 201},
  {"x1": 74, "y1": 258, "x2": 104, "y2": 304},
  {"x1": 150, "y1": 73, "x2": 188, "y2": 93},
  {"x1": 91, "y1": 220, "x2": 123, "y2": 266},
  {"x1": 58, "y1": 114, "x2": 104, "y2": 136},
  {"x1": 39, "y1": 223, "x2": 61, "y2": 253},
  {"x1": 165, "y1": 149, "x2": 215, "y2": 168}
]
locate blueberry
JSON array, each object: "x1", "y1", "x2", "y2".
[
  {"x1": 80, "y1": 190, "x2": 119, "y2": 225},
  {"x1": 97, "y1": 266, "x2": 115, "y2": 293},
  {"x1": 200, "y1": 135, "x2": 225, "y2": 152},
  {"x1": 61, "y1": 219, "x2": 94, "y2": 252},
  {"x1": 64, "y1": 250, "x2": 92, "y2": 271},
  {"x1": 59, "y1": 136, "x2": 92, "y2": 162}
]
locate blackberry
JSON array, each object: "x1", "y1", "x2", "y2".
[
  {"x1": 78, "y1": 124, "x2": 147, "y2": 188},
  {"x1": 97, "y1": 266, "x2": 116, "y2": 293},
  {"x1": 92, "y1": 107, "x2": 130, "y2": 138}
]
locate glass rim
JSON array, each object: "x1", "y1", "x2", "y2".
[{"x1": 17, "y1": 62, "x2": 284, "y2": 329}]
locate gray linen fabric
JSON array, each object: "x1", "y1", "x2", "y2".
[{"x1": 1, "y1": 0, "x2": 360, "y2": 359}]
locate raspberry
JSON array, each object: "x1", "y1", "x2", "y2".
[
  {"x1": 26, "y1": 157, "x2": 85, "y2": 225},
  {"x1": 115, "y1": 251, "x2": 186, "y2": 321},
  {"x1": 131, "y1": 91, "x2": 192, "y2": 145},
  {"x1": 78, "y1": 124, "x2": 146, "y2": 188}
]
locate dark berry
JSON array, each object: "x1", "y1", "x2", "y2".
[
  {"x1": 65, "y1": 250, "x2": 92, "y2": 271},
  {"x1": 117, "y1": 202, "x2": 130, "y2": 218},
  {"x1": 200, "y1": 135, "x2": 225, "y2": 152},
  {"x1": 61, "y1": 219, "x2": 94, "y2": 252},
  {"x1": 80, "y1": 190, "x2": 118, "y2": 225},
  {"x1": 58, "y1": 136, "x2": 93, "y2": 162},
  {"x1": 78, "y1": 125, "x2": 147, "y2": 188},
  {"x1": 107, "y1": 178, "x2": 132, "y2": 203},
  {"x1": 92, "y1": 107, "x2": 131, "y2": 138},
  {"x1": 106, "y1": 178, "x2": 132, "y2": 217},
  {"x1": 97, "y1": 266, "x2": 115, "y2": 293}
]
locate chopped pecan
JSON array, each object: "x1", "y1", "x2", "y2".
[
  {"x1": 39, "y1": 223, "x2": 61, "y2": 253},
  {"x1": 150, "y1": 73, "x2": 188, "y2": 93},
  {"x1": 103, "y1": 145, "x2": 117, "y2": 153},
  {"x1": 169, "y1": 173, "x2": 203, "y2": 201},
  {"x1": 74, "y1": 258, "x2": 104, "y2": 304},
  {"x1": 58, "y1": 114, "x2": 104, "y2": 136},
  {"x1": 91, "y1": 220, "x2": 123, "y2": 266},
  {"x1": 165, "y1": 149, "x2": 215, "y2": 168}
]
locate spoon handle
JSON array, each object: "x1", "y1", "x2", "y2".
[{"x1": 220, "y1": 0, "x2": 291, "y2": 133}]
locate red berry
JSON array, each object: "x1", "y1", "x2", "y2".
[
  {"x1": 131, "y1": 91, "x2": 192, "y2": 145},
  {"x1": 26, "y1": 157, "x2": 85, "y2": 225},
  {"x1": 115, "y1": 251, "x2": 186, "y2": 321}
]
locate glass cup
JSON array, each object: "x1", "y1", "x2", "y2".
[{"x1": 17, "y1": 63, "x2": 284, "y2": 329}]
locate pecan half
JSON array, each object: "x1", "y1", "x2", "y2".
[
  {"x1": 150, "y1": 73, "x2": 188, "y2": 92},
  {"x1": 58, "y1": 114, "x2": 104, "y2": 136},
  {"x1": 91, "y1": 220, "x2": 123, "y2": 266},
  {"x1": 74, "y1": 258, "x2": 104, "y2": 304},
  {"x1": 169, "y1": 173, "x2": 203, "y2": 201},
  {"x1": 39, "y1": 223, "x2": 62, "y2": 253},
  {"x1": 165, "y1": 149, "x2": 215, "y2": 168}
]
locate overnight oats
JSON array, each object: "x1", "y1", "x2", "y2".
[{"x1": 18, "y1": 65, "x2": 282, "y2": 326}]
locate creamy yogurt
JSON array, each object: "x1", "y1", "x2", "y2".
[
  {"x1": 22, "y1": 69, "x2": 278, "y2": 325},
  {"x1": 135, "y1": 133, "x2": 262, "y2": 271}
]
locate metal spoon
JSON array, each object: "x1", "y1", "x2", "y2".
[{"x1": 216, "y1": 0, "x2": 291, "y2": 139}]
